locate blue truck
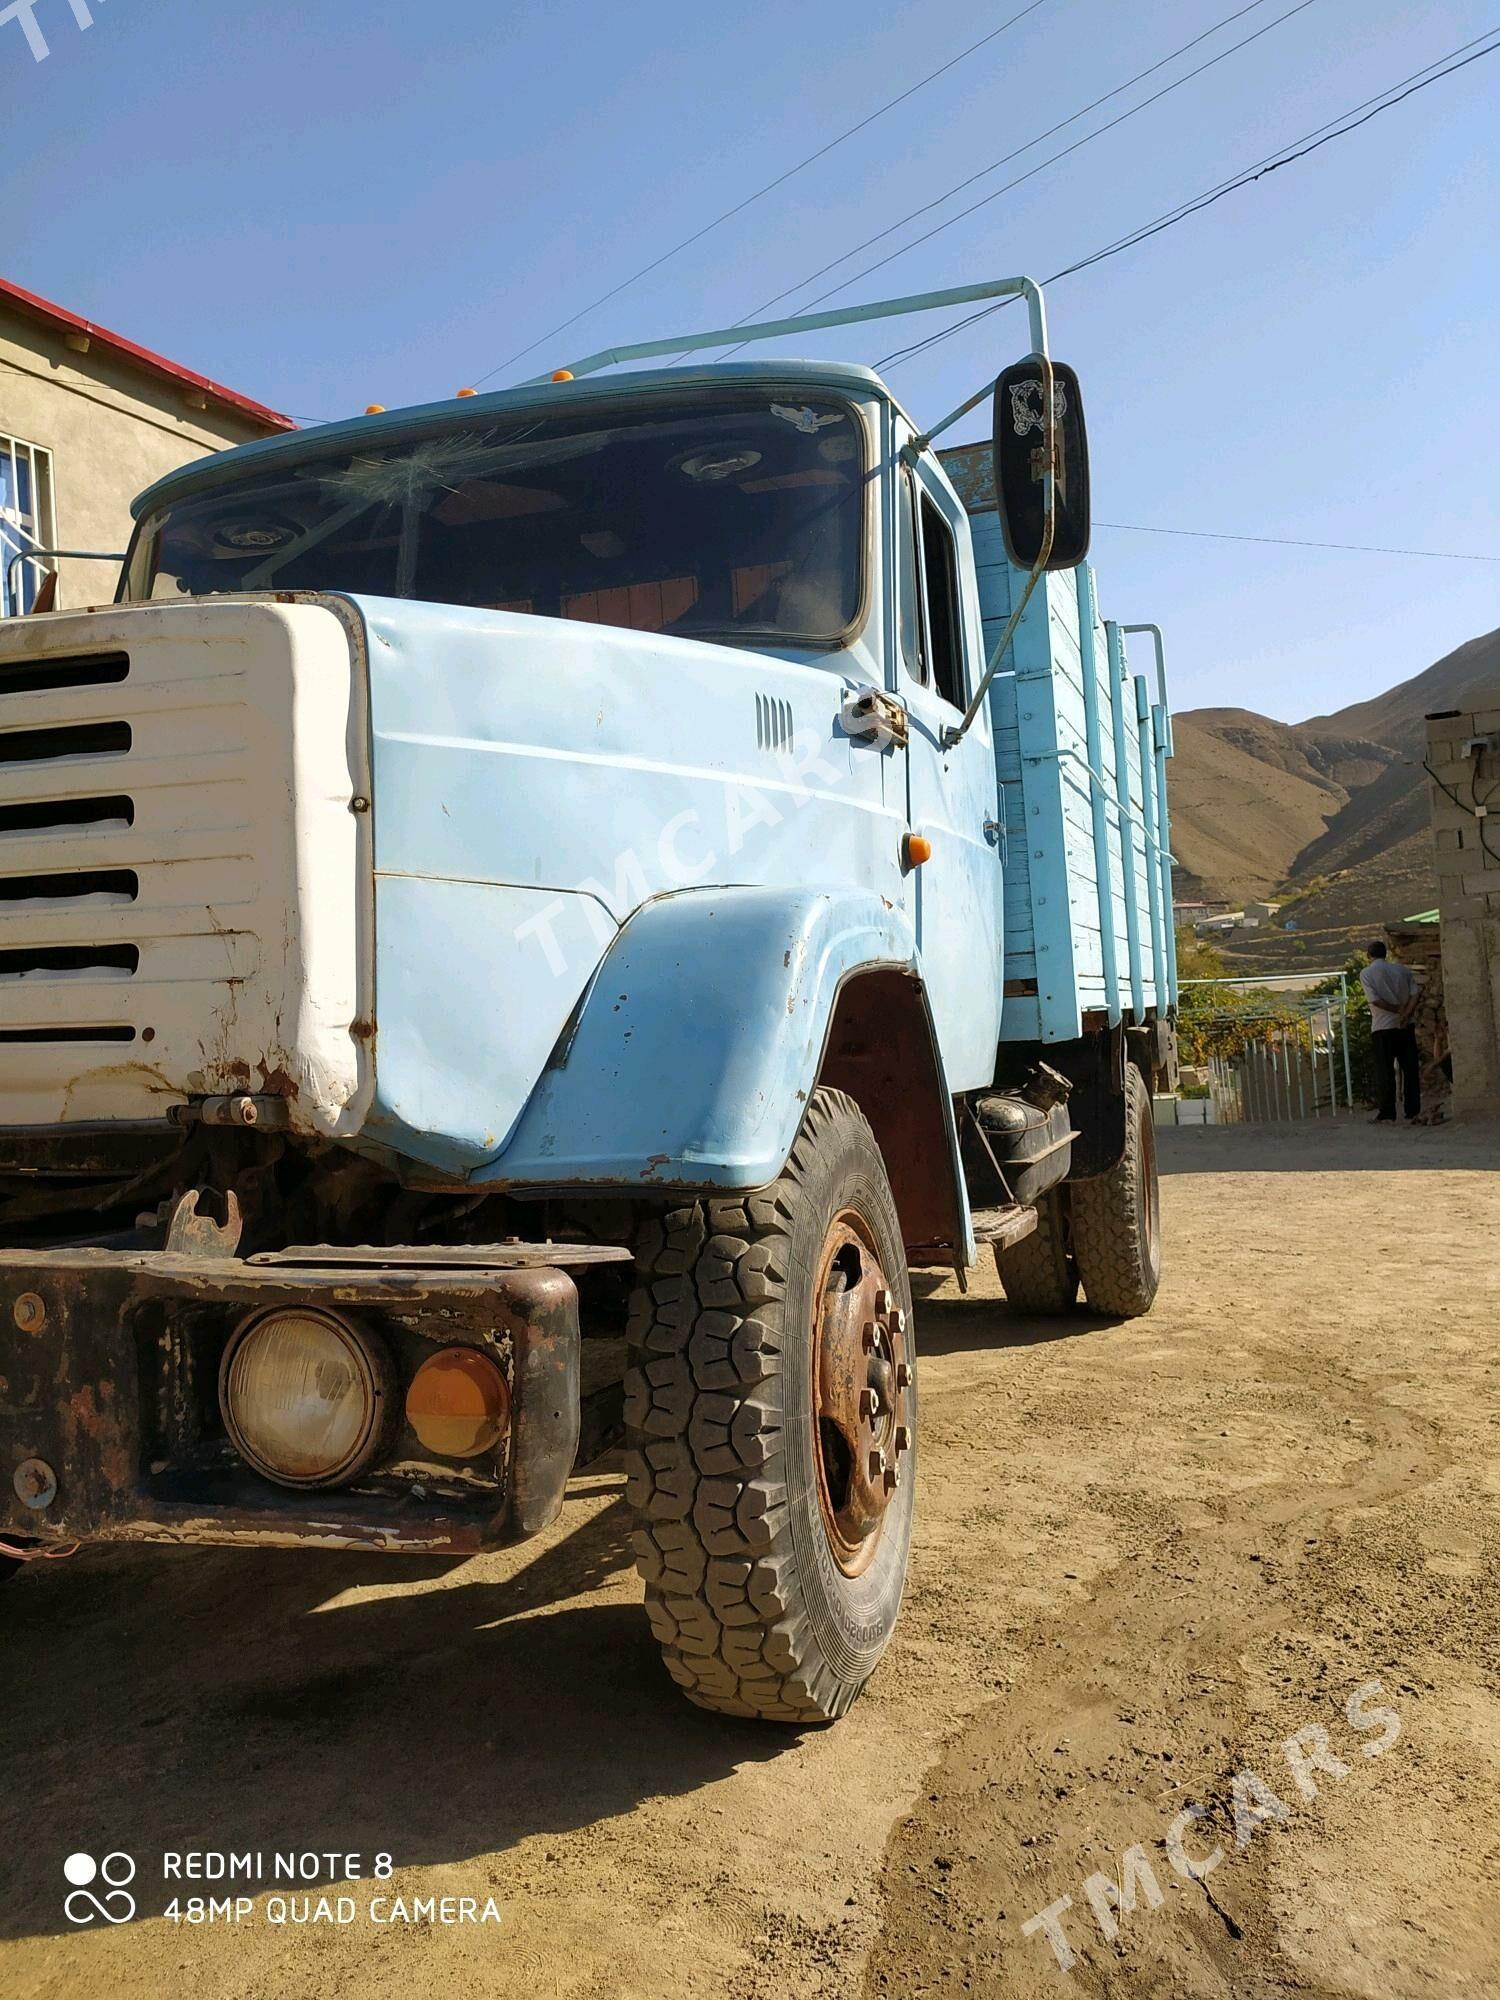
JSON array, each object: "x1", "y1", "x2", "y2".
[{"x1": 0, "y1": 276, "x2": 1175, "y2": 1721}]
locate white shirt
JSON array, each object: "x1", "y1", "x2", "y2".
[{"x1": 1360, "y1": 959, "x2": 1418, "y2": 1033}]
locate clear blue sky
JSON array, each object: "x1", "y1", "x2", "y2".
[{"x1": 6, "y1": 0, "x2": 1497, "y2": 718}]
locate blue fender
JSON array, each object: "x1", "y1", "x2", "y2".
[{"x1": 478, "y1": 887, "x2": 969, "y2": 1240}]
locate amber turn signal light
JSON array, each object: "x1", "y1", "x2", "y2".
[
  {"x1": 405, "y1": 1346, "x2": 510, "y2": 1458},
  {"x1": 903, "y1": 833, "x2": 933, "y2": 869},
  {"x1": 551, "y1": 369, "x2": 575, "y2": 382}
]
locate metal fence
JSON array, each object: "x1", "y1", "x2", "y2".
[{"x1": 1225, "y1": 1020, "x2": 1345, "y2": 1121}]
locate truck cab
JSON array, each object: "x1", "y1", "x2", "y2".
[{"x1": 0, "y1": 280, "x2": 1176, "y2": 1722}]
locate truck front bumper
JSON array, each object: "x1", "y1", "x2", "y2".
[{"x1": 0, "y1": 1240, "x2": 628, "y2": 1555}]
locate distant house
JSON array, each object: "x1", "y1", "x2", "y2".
[
  {"x1": 0, "y1": 274, "x2": 293, "y2": 616},
  {"x1": 1244, "y1": 898, "x2": 1283, "y2": 923}
]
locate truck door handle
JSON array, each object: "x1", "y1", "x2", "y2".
[{"x1": 841, "y1": 686, "x2": 909, "y2": 749}]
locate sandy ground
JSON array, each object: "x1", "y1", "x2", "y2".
[{"x1": 3, "y1": 1117, "x2": 1498, "y2": 1999}]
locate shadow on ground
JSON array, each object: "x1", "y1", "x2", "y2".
[
  {"x1": 914, "y1": 1295, "x2": 1113, "y2": 1356},
  {"x1": 911, "y1": 1269, "x2": 1119, "y2": 1353},
  {"x1": 0, "y1": 1490, "x2": 789, "y2": 1940},
  {"x1": 1157, "y1": 1119, "x2": 1500, "y2": 1174}
]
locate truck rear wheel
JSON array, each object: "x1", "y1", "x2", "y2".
[
  {"x1": 995, "y1": 1188, "x2": 1078, "y2": 1314},
  {"x1": 623, "y1": 1087, "x2": 915, "y2": 1722},
  {"x1": 1070, "y1": 1063, "x2": 1161, "y2": 1317}
]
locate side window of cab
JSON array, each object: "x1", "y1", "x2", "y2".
[{"x1": 898, "y1": 467, "x2": 967, "y2": 712}]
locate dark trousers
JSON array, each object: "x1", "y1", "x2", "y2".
[{"x1": 1372, "y1": 1025, "x2": 1420, "y2": 1119}]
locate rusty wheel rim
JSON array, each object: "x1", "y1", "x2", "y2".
[{"x1": 811, "y1": 1210, "x2": 912, "y2": 1578}]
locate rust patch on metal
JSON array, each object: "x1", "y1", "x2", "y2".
[
  {"x1": 67, "y1": 1382, "x2": 132, "y2": 1491},
  {"x1": 255, "y1": 1060, "x2": 300, "y2": 1099},
  {"x1": 811, "y1": 1217, "x2": 911, "y2": 1577},
  {"x1": 819, "y1": 970, "x2": 956, "y2": 1253}
]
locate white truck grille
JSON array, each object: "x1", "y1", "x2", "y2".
[{"x1": 0, "y1": 597, "x2": 373, "y2": 1133}]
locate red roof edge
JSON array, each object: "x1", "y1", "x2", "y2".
[{"x1": 0, "y1": 274, "x2": 296, "y2": 432}]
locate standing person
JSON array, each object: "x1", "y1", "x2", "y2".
[{"x1": 1360, "y1": 940, "x2": 1421, "y2": 1123}]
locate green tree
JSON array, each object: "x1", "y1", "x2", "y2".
[
  {"x1": 1175, "y1": 925, "x2": 1228, "y2": 981},
  {"x1": 1175, "y1": 928, "x2": 1306, "y2": 1065}
]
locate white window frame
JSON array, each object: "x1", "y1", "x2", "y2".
[{"x1": 0, "y1": 431, "x2": 58, "y2": 616}]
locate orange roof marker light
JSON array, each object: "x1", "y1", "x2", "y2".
[
  {"x1": 903, "y1": 834, "x2": 933, "y2": 870},
  {"x1": 551, "y1": 370, "x2": 575, "y2": 382},
  {"x1": 364, "y1": 404, "x2": 386, "y2": 415},
  {"x1": 455, "y1": 387, "x2": 478, "y2": 398}
]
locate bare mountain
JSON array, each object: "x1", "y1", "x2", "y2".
[
  {"x1": 1170, "y1": 625, "x2": 1500, "y2": 965},
  {"x1": 1167, "y1": 712, "x2": 1343, "y2": 904},
  {"x1": 1302, "y1": 626, "x2": 1500, "y2": 753}
]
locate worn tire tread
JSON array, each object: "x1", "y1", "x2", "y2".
[
  {"x1": 1070, "y1": 1063, "x2": 1161, "y2": 1317},
  {"x1": 994, "y1": 1187, "x2": 1078, "y2": 1314},
  {"x1": 623, "y1": 1088, "x2": 899, "y2": 1723}
]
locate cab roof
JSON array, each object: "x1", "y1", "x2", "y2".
[{"x1": 132, "y1": 357, "x2": 910, "y2": 520}]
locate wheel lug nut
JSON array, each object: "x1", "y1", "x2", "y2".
[
  {"x1": 868, "y1": 1447, "x2": 885, "y2": 1481},
  {"x1": 874, "y1": 1287, "x2": 892, "y2": 1315},
  {"x1": 861, "y1": 1320, "x2": 878, "y2": 1353},
  {"x1": 889, "y1": 1307, "x2": 906, "y2": 1337},
  {"x1": 884, "y1": 1465, "x2": 899, "y2": 1493},
  {"x1": 895, "y1": 1361, "x2": 912, "y2": 1389},
  {"x1": 893, "y1": 1425, "x2": 912, "y2": 1456},
  {"x1": 860, "y1": 1387, "x2": 880, "y2": 1419}
]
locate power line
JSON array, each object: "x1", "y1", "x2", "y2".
[
  {"x1": 712, "y1": 0, "x2": 1298, "y2": 349},
  {"x1": 874, "y1": 28, "x2": 1500, "y2": 371},
  {"x1": 1094, "y1": 521, "x2": 1500, "y2": 563},
  {"x1": 1424, "y1": 757, "x2": 1500, "y2": 867},
  {"x1": 469, "y1": 0, "x2": 1055, "y2": 388},
  {"x1": 278, "y1": 28, "x2": 1500, "y2": 432}
]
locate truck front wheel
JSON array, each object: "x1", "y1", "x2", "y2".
[
  {"x1": 1069, "y1": 1062, "x2": 1162, "y2": 1317},
  {"x1": 623, "y1": 1088, "x2": 915, "y2": 1722}
]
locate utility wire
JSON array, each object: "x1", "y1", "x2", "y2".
[
  {"x1": 470, "y1": 0, "x2": 1055, "y2": 387},
  {"x1": 874, "y1": 28, "x2": 1500, "y2": 370},
  {"x1": 1424, "y1": 757, "x2": 1500, "y2": 867},
  {"x1": 712, "y1": 0, "x2": 1295, "y2": 349},
  {"x1": 284, "y1": 31, "x2": 1500, "y2": 433},
  {"x1": 1094, "y1": 522, "x2": 1500, "y2": 563}
]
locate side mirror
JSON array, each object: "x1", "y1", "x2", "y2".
[{"x1": 992, "y1": 358, "x2": 1090, "y2": 571}]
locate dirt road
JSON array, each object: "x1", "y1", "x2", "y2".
[{"x1": 4, "y1": 1119, "x2": 1497, "y2": 1998}]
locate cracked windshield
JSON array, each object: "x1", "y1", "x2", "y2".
[{"x1": 130, "y1": 397, "x2": 865, "y2": 644}]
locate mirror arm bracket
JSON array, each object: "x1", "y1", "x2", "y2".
[
  {"x1": 939, "y1": 546, "x2": 1048, "y2": 750},
  {"x1": 909, "y1": 278, "x2": 1050, "y2": 459}
]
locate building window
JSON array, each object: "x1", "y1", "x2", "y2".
[{"x1": 0, "y1": 434, "x2": 57, "y2": 616}]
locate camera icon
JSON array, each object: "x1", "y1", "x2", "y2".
[{"x1": 63, "y1": 1851, "x2": 137, "y2": 1925}]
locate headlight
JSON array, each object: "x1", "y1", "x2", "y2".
[{"x1": 220, "y1": 1307, "x2": 393, "y2": 1489}]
